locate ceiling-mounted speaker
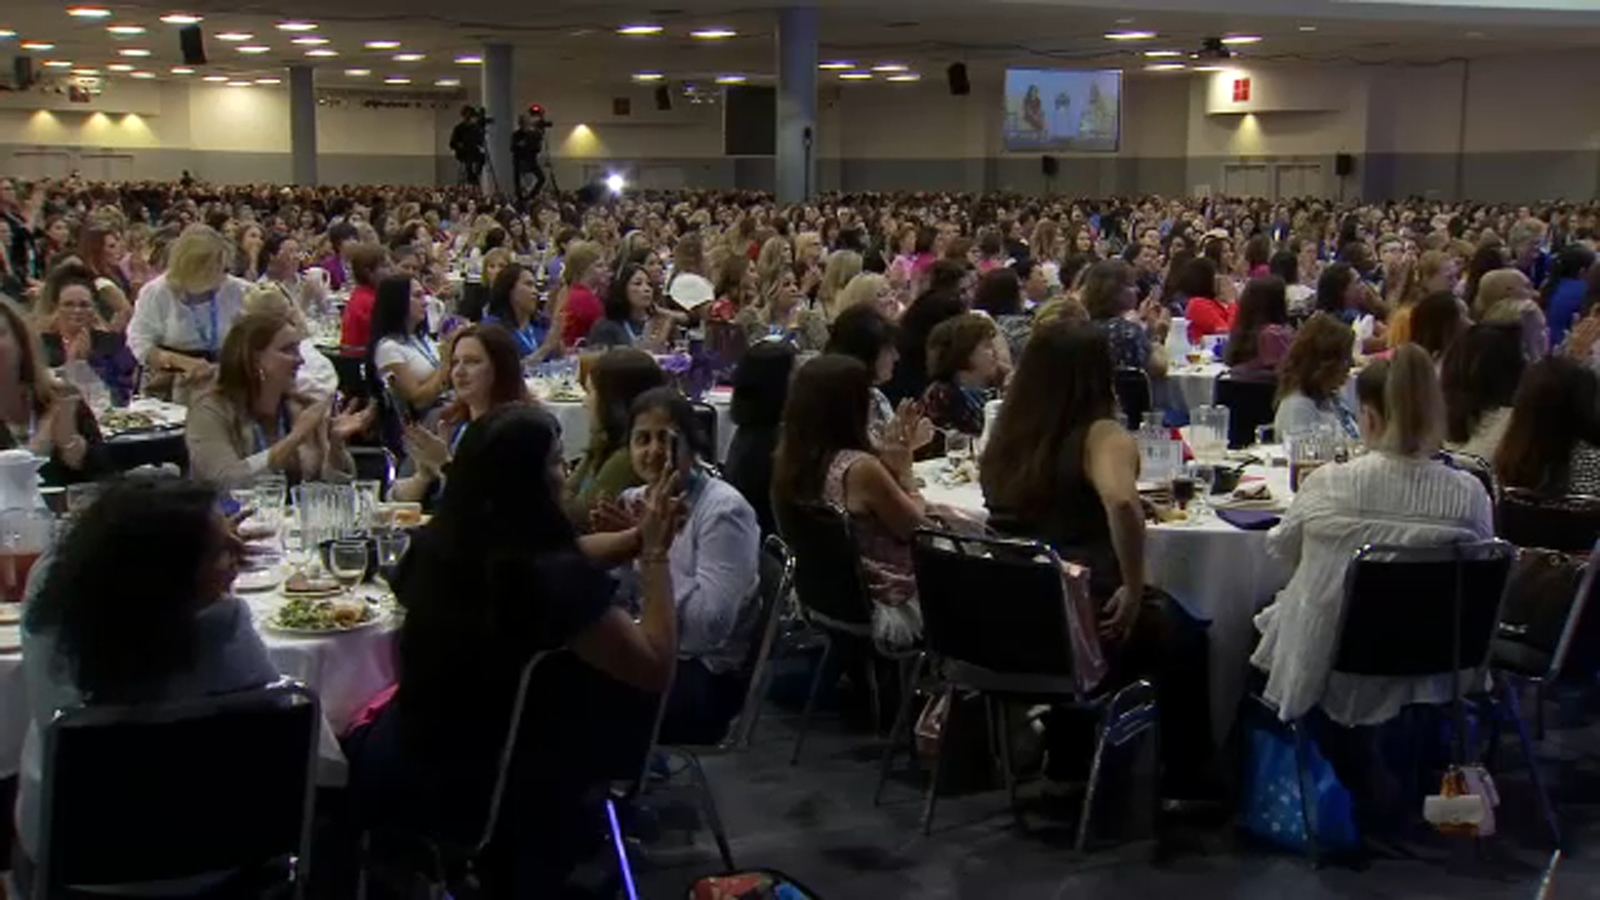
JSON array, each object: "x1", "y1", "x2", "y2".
[
  {"x1": 179, "y1": 25, "x2": 206, "y2": 66},
  {"x1": 13, "y1": 56, "x2": 34, "y2": 90},
  {"x1": 1335, "y1": 153, "x2": 1355, "y2": 177},
  {"x1": 946, "y1": 62, "x2": 970, "y2": 96},
  {"x1": 1041, "y1": 155, "x2": 1060, "y2": 178},
  {"x1": 654, "y1": 84, "x2": 672, "y2": 111}
]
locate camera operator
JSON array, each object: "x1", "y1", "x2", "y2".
[
  {"x1": 511, "y1": 109, "x2": 550, "y2": 201},
  {"x1": 450, "y1": 106, "x2": 487, "y2": 187}
]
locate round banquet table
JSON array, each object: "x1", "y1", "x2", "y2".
[
  {"x1": 0, "y1": 583, "x2": 398, "y2": 785},
  {"x1": 914, "y1": 459, "x2": 1295, "y2": 742},
  {"x1": 537, "y1": 387, "x2": 736, "y2": 464}
]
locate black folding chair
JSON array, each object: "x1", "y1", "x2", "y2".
[
  {"x1": 1214, "y1": 373, "x2": 1278, "y2": 449},
  {"x1": 328, "y1": 347, "x2": 368, "y2": 401},
  {"x1": 104, "y1": 430, "x2": 189, "y2": 474},
  {"x1": 1113, "y1": 367, "x2": 1152, "y2": 428},
  {"x1": 1497, "y1": 488, "x2": 1600, "y2": 553},
  {"x1": 1255, "y1": 540, "x2": 1520, "y2": 865},
  {"x1": 774, "y1": 500, "x2": 901, "y2": 765},
  {"x1": 348, "y1": 446, "x2": 396, "y2": 497},
  {"x1": 885, "y1": 529, "x2": 1159, "y2": 847},
  {"x1": 691, "y1": 402, "x2": 719, "y2": 464},
  {"x1": 31, "y1": 679, "x2": 319, "y2": 899}
]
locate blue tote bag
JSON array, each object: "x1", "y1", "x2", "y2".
[{"x1": 1240, "y1": 723, "x2": 1360, "y2": 853}]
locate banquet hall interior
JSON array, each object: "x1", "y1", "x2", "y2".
[{"x1": 7, "y1": 0, "x2": 1600, "y2": 896}]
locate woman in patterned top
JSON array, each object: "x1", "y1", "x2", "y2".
[
  {"x1": 921, "y1": 313, "x2": 1003, "y2": 436},
  {"x1": 1495, "y1": 355, "x2": 1600, "y2": 496}
]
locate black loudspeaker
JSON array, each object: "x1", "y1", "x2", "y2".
[
  {"x1": 179, "y1": 25, "x2": 206, "y2": 65},
  {"x1": 654, "y1": 85, "x2": 672, "y2": 111},
  {"x1": 946, "y1": 62, "x2": 970, "y2": 96},
  {"x1": 13, "y1": 56, "x2": 34, "y2": 90},
  {"x1": 1335, "y1": 153, "x2": 1355, "y2": 177},
  {"x1": 1041, "y1": 155, "x2": 1059, "y2": 178}
]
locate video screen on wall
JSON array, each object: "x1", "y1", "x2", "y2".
[{"x1": 1002, "y1": 68, "x2": 1122, "y2": 153}]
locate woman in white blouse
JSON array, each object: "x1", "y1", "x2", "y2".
[
  {"x1": 368, "y1": 275, "x2": 450, "y2": 416},
  {"x1": 127, "y1": 225, "x2": 252, "y2": 396},
  {"x1": 1252, "y1": 342, "x2": 1493, "y2": 727}
]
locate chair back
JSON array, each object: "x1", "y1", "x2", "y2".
[
  {"x1": 773, "y1": 500, "x2": 874, "y2": 634},
  {"x1": 690, "y1": 402, "x2": 719, "y2": 464},
  {"x1": 1332, "y1": 540, "x2": 1514, "y2": 678},
  {"x1": 36, "y1": 679, "x2": 319, "y2": 894},
  {"x1": 1112, "y1": 367, "x2": 1151, "y2": 428},
  {"x1": 1443, "y1": 451, "x2": 1496, "y2": 502},
  {"x1": 1213, "y1": 373, "x2": 1278, "y2": 449},
  {"x1": 329, "y1": 348, "x2": 368, "y2": 400},
  {"x1": 1497, "y1": 488, "x2": 1600, "y2": 553},
  {"x1": 349, "y1": 446, "x2": 396, "y2": 496},
  {"x1": 725, "y1": 536, "x2": 796, "y2": 747},
  {"x1": 911, "y1": 529, "x2": 1077, "y2": 681}
]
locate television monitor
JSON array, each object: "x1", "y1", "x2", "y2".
[{"x1": 1002, "y1": 68, "x2": 1122, "y2": 153}]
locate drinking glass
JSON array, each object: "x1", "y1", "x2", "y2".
[
  {"x1": 1170, "y1": 474, "x2": 1198, "y2": 513},
  {"x1": 352, "y1": 480, "x2": 382, "y2": 534},
  {"x1": 1187, "y1": 462, "x2": 1218, "y2": 517},
  {"x1": 0, "y1": 510, "x2": 53, "y2": 603},
  {"x1": 944, "y1": 431, "x2": 972, "y2": 468},
  {"x1": 375, "y1": 530, "x2": 411, "y2": 589},
  {"x1": 328, "y1": 540, "x2": 369, "y2": 601}
]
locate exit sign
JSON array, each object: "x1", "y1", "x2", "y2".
[{"x1": 1232, "y1": 77, "x2": 1252, "y2": 102}]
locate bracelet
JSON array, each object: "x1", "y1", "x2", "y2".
[{"x1": 639, "y1": 553, "x2": 669, "y2": 565}]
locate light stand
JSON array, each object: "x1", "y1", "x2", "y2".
[{"x1": 802, "y1": 126, "x2": 813, "y2": 200}]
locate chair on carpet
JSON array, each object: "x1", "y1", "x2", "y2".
[
  {"x1": 882, "y1": 529, "x2": 1160, "y2": 847},
  {"x1": 1214, "y1": 372, "x2": 1278, "y2": 449},
  {"x1": 1493, "y1": 538, "x2": 1600, "y2": 746},
  {"x1": 1496, "y1": 489, "x2": 1600, "y2": 553},
  {"x1": 329, "y1": 347, "x2": 368, "y2": 401},
  {"x1": 27, "y1": 679, "x2": 319, "y2": 900},
  {"x1": 1113, "y1": 367, "x2": 1152, "y2": 428}
]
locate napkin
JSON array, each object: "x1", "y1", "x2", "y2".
[{"x1": 1217, "y1": 508, "x2": 1281, "y2": 531}]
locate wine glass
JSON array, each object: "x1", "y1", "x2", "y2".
[
  {"x1": 375, "y1": 530, "x2": 410, "y2": 589},
  {"x1": 328, "y1": 540, "x2": 369, "y2": 602}
]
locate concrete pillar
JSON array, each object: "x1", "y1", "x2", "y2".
[
  {"x1": 775, "y1": 8, "x2": 818, "y2": 204},
  {"x1": 482, "y1": 43, "x2": 515, "y2": 199},
  {"x1": 288, "y1": 65, "x2": 317, "y2": 186}
]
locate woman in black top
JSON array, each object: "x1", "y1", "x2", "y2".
[
  {"x1": 882, "y1": 260, "x2": 967, "y2": 404},
  {"x1": 347, "y1": 404, "x2": 684, "y2": 896},
  {"x1": 724, "y1": 340, "x2": 796, "y2": 537}
]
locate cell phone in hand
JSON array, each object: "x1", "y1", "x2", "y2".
[{"x1": 670, "y1": 430, "x2": 692, "y2": 483}]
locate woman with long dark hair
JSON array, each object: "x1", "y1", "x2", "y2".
[
  {"x1": 1495, "y1": 355, "x2": 1600, "y2": 496},
  {"x1": 1274, "y1": 313, "x2": 1359, "y2": 440},
  {"x1": 882, "y1": 259, "x2": 967, "y2": 404},
  {"x1": 1225, "y1": 277, "x2": 1294, "y2": 375},
  {"x1": 484, "y1": 262, "x2": 559, "y2": 361},
  {"x1": 588, "y1": 262, "x2": 671, "y2": 351},
  {"x1": 1441, "y1": 322, "x2": 1525, "y2": 462},
  {"x1": 367, "y1": 275, "x2": 448, "y2": 417},
  {"x1": 563, "y1": 348, "x2": 666, "y2": 525},
  {"x1": 724, "y1": 340, "x2": 796, "y2": 537},
  {"x1": 74, "y1": 221, "x2": 134, "y2": 329}
]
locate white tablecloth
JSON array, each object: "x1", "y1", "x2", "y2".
[
  {"x1": 916, "y1": 460, "x2": 1294, "y2": 740},
  {"x1": 1168, "y1": 363, "x2": 1360, "y2": 422},
  {"x1": 540, "y1": 390, "x2": 736, "y2": 463},
  {"x1": 0, "y1": 585, "x2": 398, "y2": 784}
]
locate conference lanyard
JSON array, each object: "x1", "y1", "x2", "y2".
[
  {"x1": 251, "y1": 404, "x2": 294, "y2": 455},
  {"x1": 410, "y1": 335, "x2": 439, "y2": 369},
  {"x1": 185, "y1": 290, "x2": 221, "y2": 354}
]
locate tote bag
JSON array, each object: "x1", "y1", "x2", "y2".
[{"x1": 1239, "y1": 723, "x2": 1360, "y2": 853}]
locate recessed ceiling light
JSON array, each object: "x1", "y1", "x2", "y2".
[
  {"x1": 689, "y1": 28, "x2": 736, "y2": 39},
  {"x1": 617, "y1": 24, "x2": 663, "y2": 35},
  {"x1": 215, "y1": 32, "x2": 253, "y2": 41},
  {"x1": 71, "y1": 67, "x2": 100, "y2": 75},
  {"x1": 169, "y1": 66, "x2": 193, "y2": 74},
  {"x1": 255, "y1": 76, "x2": 280, "y2": 84},
  {"x1": 20, "y1": 42, "x2": 55, "y2": 51},
  {"x1": 305, "y1": 48, "x2": 337, "y2": 57},
  {"x1": 0, "y1": 30, "x2": 15, "y2": 39},
  {"x1": 435, "y1": 77, "x2": 460, "y2": 86},
  {"x1": 1106, "y1": 30, "x2": 1157, "y2": 40},
  {"x1": 1298, "y1": 25, "x2": 1318, "y2": 32},
  {"x1": 1116, "y1": 17, "x2": 1136, "y2": 24},
  {"x1": 1145, "y1": 62, "x2": 1186, "y2": 71},
  {"x1": 393, "y1": 52, "x2": 424, "y2": 62},
  {"x1": 1144, "y1": 50, "x2": 1182, "y2": 58},
  {"x1": 43, "y1": 60, "x2": 73, "y2": 68},
  {"x1": 818, "y1": 61, "x2": 855, "y2": 70},
  {"x1": 384, "y1": 76, "x2": 410, "y2": 84},
  {"x1": 226, "y1": 79, "x2": 251, "y2": 87},
  {"x1": 107, "y1": 63, "x2": 135, "y2": 71},
  {"x1": 292, "y1": 36, "x2": 328, "y2": 45},
  {"x1": 130, "y1": 70, "x2": 154, "y2": 79},
  {"x1": 202, "y1": 74, "x2": 227, "y2": 82},
  {"x1": 276, "y1": 21, "x2": 317, "y2": 32},
  {"x1": 871, "y1": 63, "x2": 908, "y2": 72},
  {"x1": 66, "y1": 7, "x2": 112, "y2": 19},
  {"x1": 1220, "y1": 34, "x2": 1263, "y2": 45},
  {"x1": 117, "y1": 48, "x2": 152, "y2": 57},
  {"x1": 1193, "y1": 65, "x2": 1230, "y2": 72},
  {"x1": 455, "y1": 54, "x2": 482, "y2": 64},
  {"x1": 237, "y1": 45, "x2": 270, "y2": 54},
  {"x1": 715, "y1": 74, "x2": 746, "y2": 84},
  {"x1": 106, "y1": 25, "x2": 147, "y2": 35},
  {"x1": 887, "y1": 73, "x2": 921, "y2": 83},
  {"x1": 839, "y1": 71, "x2": 872, "y2": 80},
  {"x1": 159, "y1": 14, "x2": 202, "y2": 25},
  {"x1": 345, "y1": 68, "x2": 371, "y2": 76},
  {"x1": 364, "y1": 40, "x2": 400, "y2": 50},
  {"x1": 632, "y1": 71, "x2": 665, "y2": 81}
]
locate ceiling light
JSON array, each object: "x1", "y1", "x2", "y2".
[
  {"x1": 871, "y1": 63, "x2": 908, "y2": 72},
  {"x1": 226, "y1": 79, "x2": 251, "y2": 87},
  {"x1": 202, "y1": 74, "x2": 227, "y2": 82},
  {"x1": 632, "y1": 71, "x2": 665, "y2": 82},
  {"x1": 237, "y1": 45, "x2": 270, "y2": 54},
  {"x1": 435, "y1": 77, "x2": 460, "y2": 86},
  {"x1": 819, "y1": 61, "x2": 854, "y2": 70},
  {"x1": 305, "y1": 48, "x2": 337, "y2": 57},
  {"x1": 364, "y1": 40, "x2": 400, "y2": 50},
  {"x1": 1220, "y1": 34, "x2": 1263, "y2": 44},
  {"x1": 617, "y1": 24, "x2": 663, "y2": 35},
  {"x1": 839, "y1": 71, "x2": 872, "y2": 80},
  {"x1": 1106, "y1": 30, "x2": 1157, "y2": 40},
  {"x1": 0, "y1": 30, "x2": 14, "y2": 39},
  {"x1": 292, "y1": 36, "x2": 328, "y2": 45},
  {"x1": 1145, "y1": 62, "x2": 1186, "y2": 71},
  {"x1": 887, "y1": 73, "x2": 921, "y2": 83},
  {"x1": 384, "y1": 76, "x2": 410, "y2": 84},
  {"x1": 1144, "y1": 49, "x2": 1182, "y2": 58},
  {"x1": 455, "y1": 54, "x2": 482, "y2": 64},
  {"x1": 393, "y1": 52, "x2": 424, "y2": 62},
  {"x1": 689, "y1": 28, "x2": 736, "y2": 39},
  {"x1": 1193, "y1": 65, "x2": 1230, "y2": 73},
  {"x1": 107, "y1": 63, "x2": 135, "y2": 71},
  {"x1": 117, "y1": 48, "x2": 152, "y2": 57},
  {"x1": 276, "y1": 21, "x2": 317, "y2": 32},
  {"x1": 1298, "y1": 25, "x2": 1318, "y2": 32},
  {"x1": 130, "y1": 71, "x2": 154, "y2": 79},
  {"x1": 106, "y1": 25, "x2": 147, "y2": 35},
  {"x1": 345, "y1": 68, "x2": 371, "y2": 76},
  {"x1": 215, "y1": 32, "x2": 253, "y2": 41},
  {"x1": 71, "y1": 67, "x2": 100, "y2": 75},
  {"x1": 255, "y1": 76, "x2": 280, "y2": 84},
  {"x1": 715, "y1": 74, "x2": 746, "y2": 84},
  {"x1": 159, "y1": 14, "x2": 202, "y2": 25},
  {"x1": 66, "y1": 7, "x2": 112, "y2": 19},
  {"x1": 20, "y1": 42, "x2": 55, "y2": 51},
  {"x1": 42, "y1": 60, "x2": 73, "y2": 68},
  {"x1": 169, "y1": 66, "x2": 193, "y2": 74},
  {"x1": 606, "y1": 173, "x2": 626, "y2": 193}
]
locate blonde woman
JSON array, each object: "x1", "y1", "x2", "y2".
[
  {"x1": 127, "y1": 225, "x2": 252, "y2": 395},
  {"x1": 817, "y1": 250, "x2": 864, "y2": 321},
  {"x1": 736, "y1": 266, "x2": 828, "y2": 352},
  {"x1": 755, "y1": 235, "x2": 792, "y2": 285},
  {"x1": 555, "y1": 241, "x2": 608, "y2": 348},
  {"x1": 834, "y1": 272, "x2": 893, "y2": 320}
]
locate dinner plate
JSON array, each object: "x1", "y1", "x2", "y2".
[
  {"x1": 0, "y1": 625, "x2": 19, "y2": 653},
  {"x1": 261, "y1": 611, "x2": 387, "y2": 637},
  {"x1": 0, "y1": 604, "x2": 21, "y2": 626},
  {"x1": 234, "y1": 567, "x2": 283, "y2": 593}
]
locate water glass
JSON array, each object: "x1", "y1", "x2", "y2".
[
  {"x1": 352, "y1": 480, "x2": 382, "y2": 534},
  {"x1": 944, "y1": 431, "x2": 973, "y2": 467},
  {"x1": 328, "y1": 540, "x2": 370, "y2": 599},
  {"x1": 1187, "y1": 462, "x2": 1218, "y2": 517},
  {"x1": 1191, "y1": 405, "x2": 1231, "y2": 462},
  {"x1": 375, "y1": 530, "x2": 411, "y2": 588}
]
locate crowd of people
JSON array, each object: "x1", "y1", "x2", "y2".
[{"x1": 4, "y1": 170, "x2": 1600, "y2": 892}]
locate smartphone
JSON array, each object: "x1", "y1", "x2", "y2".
[
  {"x1": 383, "y1": 374, "x2": 415, "y2": 426},
  {"x1": 669, "y1": 430, "x2": 692, "y2": 482}
]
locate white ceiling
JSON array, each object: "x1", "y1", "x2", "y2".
[{"x1": 1, "y1": 0, "x2": 1597, "y2": 90}]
